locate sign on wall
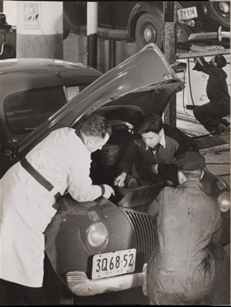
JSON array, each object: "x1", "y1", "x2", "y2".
[{"x1": 24, "y1": 2, "x2": 40, "y2": 29}]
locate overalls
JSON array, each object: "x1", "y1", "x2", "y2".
[{"x1": 147, "y1": 180, "x2": 227, "y2": 305}]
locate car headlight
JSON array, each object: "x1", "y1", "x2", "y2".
[
  {"x1": 87, "y1": 222, "x2": 109, "y2": 248},
  {"x1": 217, "y1": 192, "x2": 230, "y2": 212}
]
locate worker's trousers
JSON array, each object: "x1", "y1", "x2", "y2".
[
  {"x1": 193, "y1": 102, "x2": 229, "y2": 133},
  {"x1": 147, "y1": 245, "x2": 228, "y2": 305}
]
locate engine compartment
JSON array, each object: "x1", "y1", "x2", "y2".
[
  {"x1": 88, "y1": 108, "x2": 166, "y2": 207},
  {"x1": 73, "y1": 106, "x2": 230, "y2": 210},
  {"x1": 90, "y1": 117, "x2": 136, "y2": 205}
]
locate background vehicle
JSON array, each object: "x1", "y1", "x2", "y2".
[
  {"x1": 63, "y1": 1, "x2": 230, "y2": 50},
  {"x1": 178, "y1": 1, "x2": 230, "y2": 30},
  {"x1": 1, "y1": 45, "x2": 229, "y2": 302},
  {"x1": 0, "y1": 58, "x2": 102, "y2": 177}
]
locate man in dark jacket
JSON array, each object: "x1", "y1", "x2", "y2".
[
  {"x1": 147, "y1": 151, "x2": 227, "y2": 305},
  {"x1": 193, "y1": 55, "x2": 230, "y2": 135},
  {"x1": 114, "y1": 113, "x2": 198, "y2": 187}
]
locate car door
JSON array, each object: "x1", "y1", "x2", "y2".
[{"x1": 0, "y1": 86, "x2": 68, "y2": 177}]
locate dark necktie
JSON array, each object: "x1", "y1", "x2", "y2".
[{"x1": 152, "y1": 143, "x2": 160, "y2": 153}]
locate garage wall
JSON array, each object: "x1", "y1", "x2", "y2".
[{"x1": 63, "y1": 32, "x2": 138, "y2": 73}]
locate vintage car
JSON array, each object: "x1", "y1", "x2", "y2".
[
  {"x1": 0, "y1": 45, "x2": 230, "y2": 303},
  {"x1": 63, "y1": 1, "x2": 230, "y2": 50},
  {"x1": 0, "y1": 58, "x2": 102, "y2": 177}
]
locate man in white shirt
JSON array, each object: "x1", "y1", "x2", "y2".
[{"x1": 0, "y1": 115, "x2": 114, "y2": 305}]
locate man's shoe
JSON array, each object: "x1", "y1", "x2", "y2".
[{"x1": 211, "y1": 124, "x2": 225, "y2": 136}]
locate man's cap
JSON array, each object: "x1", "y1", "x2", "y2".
[{"x1": 175, "y1": 151, "x2": 205, "y2": 171}]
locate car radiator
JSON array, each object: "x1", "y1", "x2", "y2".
[{"x1": 124, "y1": 210, "x2": 158, "y2": 263}]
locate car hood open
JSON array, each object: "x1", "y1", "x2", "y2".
[{"x1": 18, "y1": 43, "x2": 183, "y2": 156}]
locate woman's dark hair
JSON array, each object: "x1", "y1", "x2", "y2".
[
  {"x1": 215, "y1": 55, "x2": 227, "y2": 68},
  {"x1": 81, "y1": 115, "x2": 112, "y2": 138},
  {"x1": 134, "y1": 113, "x2": 163, "y2": 135}
]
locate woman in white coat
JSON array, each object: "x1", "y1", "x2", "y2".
[{"x1": 0, "y1": 115, "x2": 114, "y2": 305}]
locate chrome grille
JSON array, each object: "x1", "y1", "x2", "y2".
[{"x1": 125, "y1": 210, "x2": 158, "y2": 263}]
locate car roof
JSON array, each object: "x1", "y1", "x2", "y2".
[
  {"x1": 0, "y1": 58, "x2": 102, "y2": 96},
  {"x1": 0, "y1": 58, "x2": 100, "y2": 74}
]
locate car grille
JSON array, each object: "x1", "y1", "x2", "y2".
[{"x1": 124, "y1": 210, "x2": 158, "y2": 263}]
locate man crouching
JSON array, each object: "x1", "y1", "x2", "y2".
[{"x1": 147, "y1": 151, "x2": 227, "y2": 305}]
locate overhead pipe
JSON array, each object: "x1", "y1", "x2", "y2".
[{"x1": 87, "y1": 2, "x2": 98, "y2": 69}]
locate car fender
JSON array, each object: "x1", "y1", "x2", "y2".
[{"x1": 45, "y1": 196, "x2": 136, "y2": 285}]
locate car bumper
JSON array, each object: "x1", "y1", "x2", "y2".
[
  {"x1": 66, "y1": 263, "x2": 147, "y2": 296},
  {"x1": 188, "y1": 26, "x2": 230, "y2": 42}
]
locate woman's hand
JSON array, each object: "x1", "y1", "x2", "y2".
[{"x1": 114, "y1": 172, "x2": 127, "y2": 187}]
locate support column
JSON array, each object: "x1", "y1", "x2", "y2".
[
  {"x1": 87, "y1": 2, "x2": 98, "y2": 69},
  {"x1": 163, "y1": 1, "x2": 177, "y2": 126},
  {"x1": 17, "y1": 2, "x2": 63, "y2": 59},
  {"x1": 109, "y1": 39, "x2": 116, "y2": 69}
]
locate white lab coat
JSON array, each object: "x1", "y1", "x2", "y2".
[{"x1": 0, "y1": 128, "x2": 102, "y2": 287}]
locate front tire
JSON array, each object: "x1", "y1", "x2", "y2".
[
  {"x1": 135, "y1": 13, "x2": 163, "y2": 50},
  {"x1": 204, "y1": 1, "x2": 230, "y2": 30}
]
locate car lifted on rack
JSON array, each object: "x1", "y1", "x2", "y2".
[{"x1": 63, "y1": 1, "x2": 230, "y2": 50}]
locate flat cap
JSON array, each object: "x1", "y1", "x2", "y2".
[{"x1": 175, "y1": 151, "x2": 205, "y2": 171}]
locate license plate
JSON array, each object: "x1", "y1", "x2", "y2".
[
  {"x1": 177, "y1": 6, "x2": 198, "y2": 21},
  {"x1": 92, "y1": 249, "x2": 136, "y2": 280}
]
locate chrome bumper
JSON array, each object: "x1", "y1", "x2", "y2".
[
  {"x1": 188, "y1": 26, "x2": 230, "y2": 42},
  {"x1": 66, "y1": 263, "x2": 147, "y2": 296}
]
